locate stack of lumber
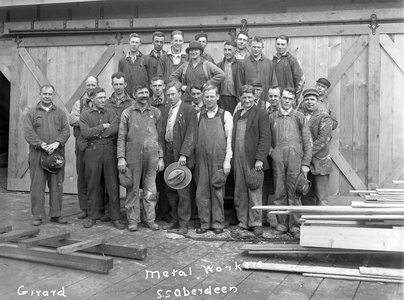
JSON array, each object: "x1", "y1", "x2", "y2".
[
  {"x1": 351, "y1": 188, "x2": 404, "y2": 202},
  {"x1": 241, "y1": 262, "x2": 404, "y2": 284}
]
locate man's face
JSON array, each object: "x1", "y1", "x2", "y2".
[
  {"x1": 150, "y1": 80, "x2": 165, "y2": 97},
  {"x1": 224, "y1": 45, "x2": 236, "y2": 61},
  {"x1": 251, "y1": 42, "x2": 263, "y2": 59},
  {"x1": 134, "y1": 88, "x2": 150, "y2": 105},
  {"x1": 40, "y1": 87, "x2": 54, "y2": 105},
  {"x1": 112, "y1": 77, "x2": 126, "y2": 96},
  {"x1": 268, "y1": 88, "x2": 281, "y2": 106},
  {"x1": 152, "y1": 36, "x2": 164, "y2": 52},
  {"x1": 315, "y1": 82, "x2": 329, "y2": 96},
  {"x1": 92, "y1": 92, "x2": 107, "y2": 110},
  {"x1": 189, "y1": 49, "x2": 201, "y2": 60},
  {"x1": 191, "y1": 88, "x2": 203, "y2": 105},
  {"x1": 240, "y1": 92, "x2": 255, "y2": 110},
  {"x1": 203, "y1": 89, "x2": 219, "y2": 110},
  {"x1": 166, "y1": 86, "x2": 181, "y2": 107},
  {"x1": 237, "y1": 33, "x2": 248, "y2": 50},
  {"x1": 197, "y1": 37, "x2": 207, "y2": 49},
  {"x1": 253, "y1": 87, "x2": 263, "y2": 101},
  {"x1": 281, "y1": 91, "x2": 295, "y2": 110},
  {"x1": 85, "y1": 77, "x2": 97, "y2": 94},
  {"x1": 304, "y1": 95, "x2": 318, "y2": 112},
  {"x1": 129, "y1": 37, "x2": 141, "y2": 53},
  {"x1": 171, "y1": 34, "x2": 184, "y2": 52},
  {"x1": 275, "y1": 38, "x2": 288, "y2": 55}
]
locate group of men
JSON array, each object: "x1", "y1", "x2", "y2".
[{"x1": 24, "y1": 29, "x2": 337, "y2": 239}]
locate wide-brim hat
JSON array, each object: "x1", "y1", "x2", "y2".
[
  {"x1": 212, "y1": 169, "x2": 227, "y2": 189},
  {"x1": 119, "y1": 167, "x2": 133, "y2": 189},
  {"x1": 164, "y1": 163, "x2": 192, "y2": 190},
  {"x1": 246, "y1": 168, "x2": 264, "y2": 190},
  {"x1": 186, "y1": 41, "x2": 204, "y2": 54},
  {"x1": 41, "y1": 148, "x2": 65, "y2": 174},
  {"x1": 295, "y1": 172, "x2": 312, "y2": 196}
]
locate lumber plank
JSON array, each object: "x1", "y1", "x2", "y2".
[
  {"x1": 300, "y1": 225, "x2": 404, "y2": 252},
  {"x1": 303, "y1": 220, "x2": 364, "y2": 225},
  {"x1": 0, "y1": 229, "x2": 39, "y2": 242},
  {"x1": 359, "y1": 267, "x2": 404, "y2": 278},
  {"x1": 302, "y1": 273, "x2": 404, "y2": 284},
  {"x1": 248, "y1": 250, "x2": 387, "y2": 255},
  {"x1": 351, "y1": 201, "x2": 404, "y2": 208},
  {"x1": 301, "y1": 214, "x2": 404, "y2": 220},
  {"x1": 18, "y1": 232, "x2": 70, "y2": 249},
  {"x1": 0, "y1": 225, "x2": 12, "y2": 234},
  {"x1": 0, "y1": 244, "x2": 112, "y2": 273},
  {"x1": 56, "y1": 238, "x2": 106, "y2": 254},
  {"x1": 36, "y1": 239, "x2": 148, "y2": 260},
  {"x1": 254, "y1": 205, "x2": 404, "y2": 214},
  {"x1": 350, "y1": 190, "x2": 374, "y2": 194}
]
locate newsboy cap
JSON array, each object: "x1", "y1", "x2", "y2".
[
  {"x1": 316, "y1": 78, "x2": 331, "y2": 88},
  {"x1": 247, "y1": 78, "x2": 263, "y2": 87},
  {"x1": 303, "y1": 88, "x2": 320, "y2": 98}
]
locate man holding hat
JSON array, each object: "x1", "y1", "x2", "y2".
[
  {"x1": 299, "y1": 88, "x2": 333, "y2": 206},
  {"x1": 268, "y1": 87, "x2": 312, "y2": 239},
  {"x1": 232, "y1": 85, "x2": 271, "y2": 236},
  {"x1": 24, "y1": 84, "x2": 70, "y2": 226},
  {"x1": 170, "y1": 40, "x2": 225, "y2": 104},
  {"x1": 118, "y1": 84, "x2": 165, "y2": 231},
  {"x1": 194, "y1": 85, "x2": 233, "y2": 234},
  {"x1": 162, "y1": 81, "x2": 198, "y2": 234}
]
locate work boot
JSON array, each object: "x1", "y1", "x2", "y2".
[
  {"x1": 77, "y1": 210, "x2": 87, "y2": 219},
  {"x1": 253, "y1": 226, "x2": 263, "y2": 236},
  {"x1": 128, "y1": 223, "x2": 138, "y2": 231},
  {"x1": 111, "y1": 220, "x2": 125, "y2": 230},
  {"x1": 229, "y1": 215, "x2": 239, "y2": 226},
  {"x1": 50, "y1": 217, "x2": 68, "y2": 224},
  {"x1": 147, "y1": 222, "x2": 160, "y2": 231},
  {"x1": 214, "y1": 228, "x2": 224, "y2": 234},
  {"x1": 83, "y1": 219, "x2": 96, "y2": 228},
  {"x1": 100, "y1": 215, "x2": 111, "y2": 222},
  {"x1": 193, "y1": 219, "x2": 201, "y2": 229},
  {"x1": 31, "y1": 219, "x2": 42, "y2": 226},
  {"x1": 273, "y1": 229, "x2": 286, "y2": 236},
  {"x1": 292, "y1": 231, "x2": 300, "y2": 239},
  {"x1": 163, "y1": 221, "x2": 179, "y2": 230},
  {"x1": 178, "y1": 227, "x2": 188, "y2": 234}
]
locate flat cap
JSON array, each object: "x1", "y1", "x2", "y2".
[
  {"x1": 316, "y1": 78, "x2": 331, "y2": 87},
  {"x1": 303, "y1": 88, "x2": 320, "y2": 98}
]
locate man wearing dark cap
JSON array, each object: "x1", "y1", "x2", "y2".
[
  {"x1": 269, "y1": 87, "x2": 312, "y2": 239},
  {"x1": 232, "y1": 85, "x2": 271, "y2": 236},
  {"x1": 170, "y1": 41, "x2": 225, "y2": 104},
  {"x1": 195, "y1": 32, "x2": 215, "y2": 63},
  {"x1": 24, "y1": 85, "x2": 70, "y2": 226},
  {"x1": 237, "y1": 36, "x2": 278, "y2": 104},
  {"x1": 299, "y1": 89, "x2": 333, "y2": 206},
  {"x1": 162, "y1": 82, "x2": 198, "y2": 234}
]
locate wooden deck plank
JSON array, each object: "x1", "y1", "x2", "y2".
[
  {"x1": 0, "y1": 229, "x2": 39, "y2": 242},
  {"x1": 310, "y1": 277, "x2": 359, "y2": 300},
  {"x1": 56, "y1": 238, "x2": 106, "y2": 254},
  {"x1": 18, "y1": 232, "x2": 70, "y2": 248}
]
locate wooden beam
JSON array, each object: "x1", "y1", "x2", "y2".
[
  {"x1": 0, "y1": 0, "x2": 104, "y2": 7},
  {"x1": 359, "y1": 267, "x2": 404, "y2": 278},
  {"x1": 254, "y1": 205, "x2": 404, "y2": 214},
  {"x1": 380, "y1": 158, "x2": 404, "y2": 187},
  {"x1": 0, "y1": 58, "x2": 11, "y2": 81},
  {"x1": 18, "y1": 232, "x2": 70, "y2": 249},
  {"x1": 56, "y1": 238, "x2": 105, "y2": 254},
  {"x1": 368, "y1": 31, "x2": 381, "y2": 187},
  {"x1": 301, "y1": 214, "x2": 404, "y2": 220},
  {"x1": 0, "y1": 244, "x2": 113, "y2": 273},
  {"x1": 0, "y1": 229, "x2": 39, "y2": 242},
  {"x1": 65, "y1": 44, "x2": 115, "y2": 112},
  {"x1": 303, "y1": 273, "x2": 404, "y2": 284},
  {"x1": 351, "y1": 200, "x2": 404, "y2": 208},
  {"x1": 380, "y1": 34, "x2": 404, "y2": 73}
]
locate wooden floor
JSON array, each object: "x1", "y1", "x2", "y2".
[{"x1": 0, "y1": 169, "x2": 403, "y2": 300}]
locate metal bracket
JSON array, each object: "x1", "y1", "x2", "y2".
[
  {"x1": 0, "y1": 22, "x2": 3, "y2": 34},
  {"x1": 31, "y1": 21, "x2": 34, "y2": 30},
  {"x1": 95, "y1": 19, "x2": 99, "y2": 29},
  {"x1": 130, "y1": 19, "x2": 133, "y2": 28},
  {"x1": 240, "y1": 19, "x2": 248, "y2": 34},
  {"x1": 15, "y1": 35, "x2": 22, "y2": 47},
  {"x1": 63, "y1": 20, "x2": 67, "y2": 29},
  {"x1": 369, "y1": 14, "x2": 379, "y2": 35},
  {"x1": 115, "y1": 33, "x2": 123, "y2": 45}
]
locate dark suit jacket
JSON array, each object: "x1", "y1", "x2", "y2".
[
  {"x1": 162, "y1": 102, "x2": 198, "y2": 168},
  {"x1": 232, "y1": 105, "x2": 271, "y2": 170}
]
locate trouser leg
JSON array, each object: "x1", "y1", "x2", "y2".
[
  {"x1": 126, "y1": 160, "x2": 142, "y2": 224},
  {"x1": 29, "y1": 150, "x2": 47, "y2": 219},
  {"x1": 85, "y1": 146, "x2": 104, "y2": 220},
  {"x1": 75, "y1": 143, "x2": 88, "y2": 211},
  {"x1": 156, "y1": 172, "x2": 170, "y2": 218},
  {"x1": 286, "y1": 152, "x2": 302, "y2": 233},
  {"x1": 104, "y1": 144, "x2": 121, "y2": 221},
  {"x1": 272, "y1": 157, "x2": 288, "y2": 232},
  {"x1": 189, "y1": 177, "x2": 198, "y2": 219},
  {"x1": 195, "y1": 155, "x2": 212, "y2": 229},
  {"x1": 176, "y1": 184, "x2": 191, "y2": 228},
  {"x1": 140, "y1": 151, "x2": 158, "y2": 223},
  {"x1": 313, "y1": 174, "x2": 330, "y2": 206},
  {"x1": 301, "y1": 172, "x2": 317, "y2": 205},
  {"x1": 233, "y1": 158, "x2": 249, "y2": 229},
  {"x1": 247, "y1": 182, "x2": 263, "y2": 227},
  {"x1": 47, "y1": 166, "x2": 64, "y2": 217}
]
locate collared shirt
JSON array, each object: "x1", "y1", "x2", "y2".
[
  {"x1": 233, "y1": 101, "x2": 271, "y2": 116},
  {"x1": 235, "y1": 48, "x2": 250, "y2": 60},
  {"x1": 105, "y1": 92, "x2": 132, "y2": 118},
  {"x1": 150, "y1": 49, "x2": 163, "y2": 59},
  {"x1": 167, "y1": 47, "x2": 187, "y2": 65},
  {"x1": 279, "y1": 107, "x2": 293, "y2": 116},
  {"x1": 125, "y1": 51, "x2": 139, "y2": 63},
  {"x1": 80, "y1": 107, "x2": 119, "y2": 143},
  {"x1": 40, "y1": 103, "x2": 52, "y2": 112},
  {"x1": 165, "y1": 100, "x2": 182, "y2": 142},
  {"x1": 192, "y1": 101, "x2": 205, "y2": 113}
]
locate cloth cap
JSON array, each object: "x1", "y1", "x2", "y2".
[
  {"x1": 247, "y1": 78, "x2": 263, "y2": 87},
  {"x1": 40, "y1": 148, "x2": 65, "y2": 174},
  {"x1": 164, "y1": 163, "x2": 192, "y2": 190},
  {"x1": 246, "y1": 168, "x2": 264, "y2": 190},
  {"x1": 119, "y1": 167, "x2": 133, "y2": 189},
  {"x1": 185, "y1": 41, "x2": 204, "y2": 54},
  {"x1": 303, "y1": 88, "x2": 320, "y2": 98},
  {"x1": 295, "y1": 172, "x2": 312, "y2": 196},
  {"x1": 212, "y1": 169, "x2": 227, "y2": 189},
  {"x1": 316, "y1": 78, "x2": 331, "y2": 88}
]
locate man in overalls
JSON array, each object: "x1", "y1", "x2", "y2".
[
  {"x1": 195, "y1": 85, "x2": 233, "y2": 234},
  {"x1": 268, "y1": 87, "x2": 312, "y2": 239}
]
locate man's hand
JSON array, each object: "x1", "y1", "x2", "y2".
[
  {"x1": 223, "y1": 161, "x2": 231, "y2": 176},
  {"x1": 157, "y1": 158, "x2": 165, "y2": 172},
  {"x1": 255, "y1": 159, "x2": 264, "y2": 171},
  {"x1": 178, "y1": 155, "x2": 187, "y2": 166},
  {"x1": 118, "y1": 158, "x2": 127, "y2": 173},
  {"x1": 103, "y1": 123, "x2": 111, "y2": 129},
  {"x1": 181, "y1": 85, "x2": 187, "y2": 92},
  {"x1": 302, "y1": 165, "x2": 310, "y2": 177},
  {"x1": 46, "y1": 142, "x2": 60, "y2": 154}
]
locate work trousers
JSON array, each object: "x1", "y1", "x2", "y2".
[
  {"x1": 233, "y1": 119, "x2": 262, "y2": 228},
  {"x1": 156, "y1": 171, "x2": 170, "y2": 218},
  {"x1": 302, "y1": 173, "x2": 330, "y2": 206},
  {"x1": 218, "y1": 95, "x2": 237, "y2": 115},
  {"x1": 85, "y1": 143, "x2": 120, "y2": 221},
  {"x1": 29, "y1": 149, "x2": 64, "y2": 219},
  {"x1": 126, "y1": 143, "x2": 158, "y2": 224},
  {"x1": 165, "y1": 147, "x2": 191, "y2": 228},
  {"x1": 74, "y1": 140, "x2": 88, "y2": 211}
]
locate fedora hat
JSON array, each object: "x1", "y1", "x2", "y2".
[
  {"x1": 212, "y1": 169, "x2": 227, "y2": 189},
  {"x1": 295, "y1": 172, "x2": 312, "y2": 196},
  {"x1": 119, "y1": 167, "x2": 133, "y2": 189},
  {"x1": 185, "y1": 41, "x2": 204, "y2": 54},
  {"x1": 164, "y1": 162, "x2": 192, "y2": 190},
  {"x1": 41, "y1": 148, "x2": 65, "y2": 174},
  {"x1": 246, "y1": 168, "x2": 264, "y2": 190}
]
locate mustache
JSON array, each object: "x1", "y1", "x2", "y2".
[{"x1": 138, "y1": 96, "x2": 149, "y2": 101}]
